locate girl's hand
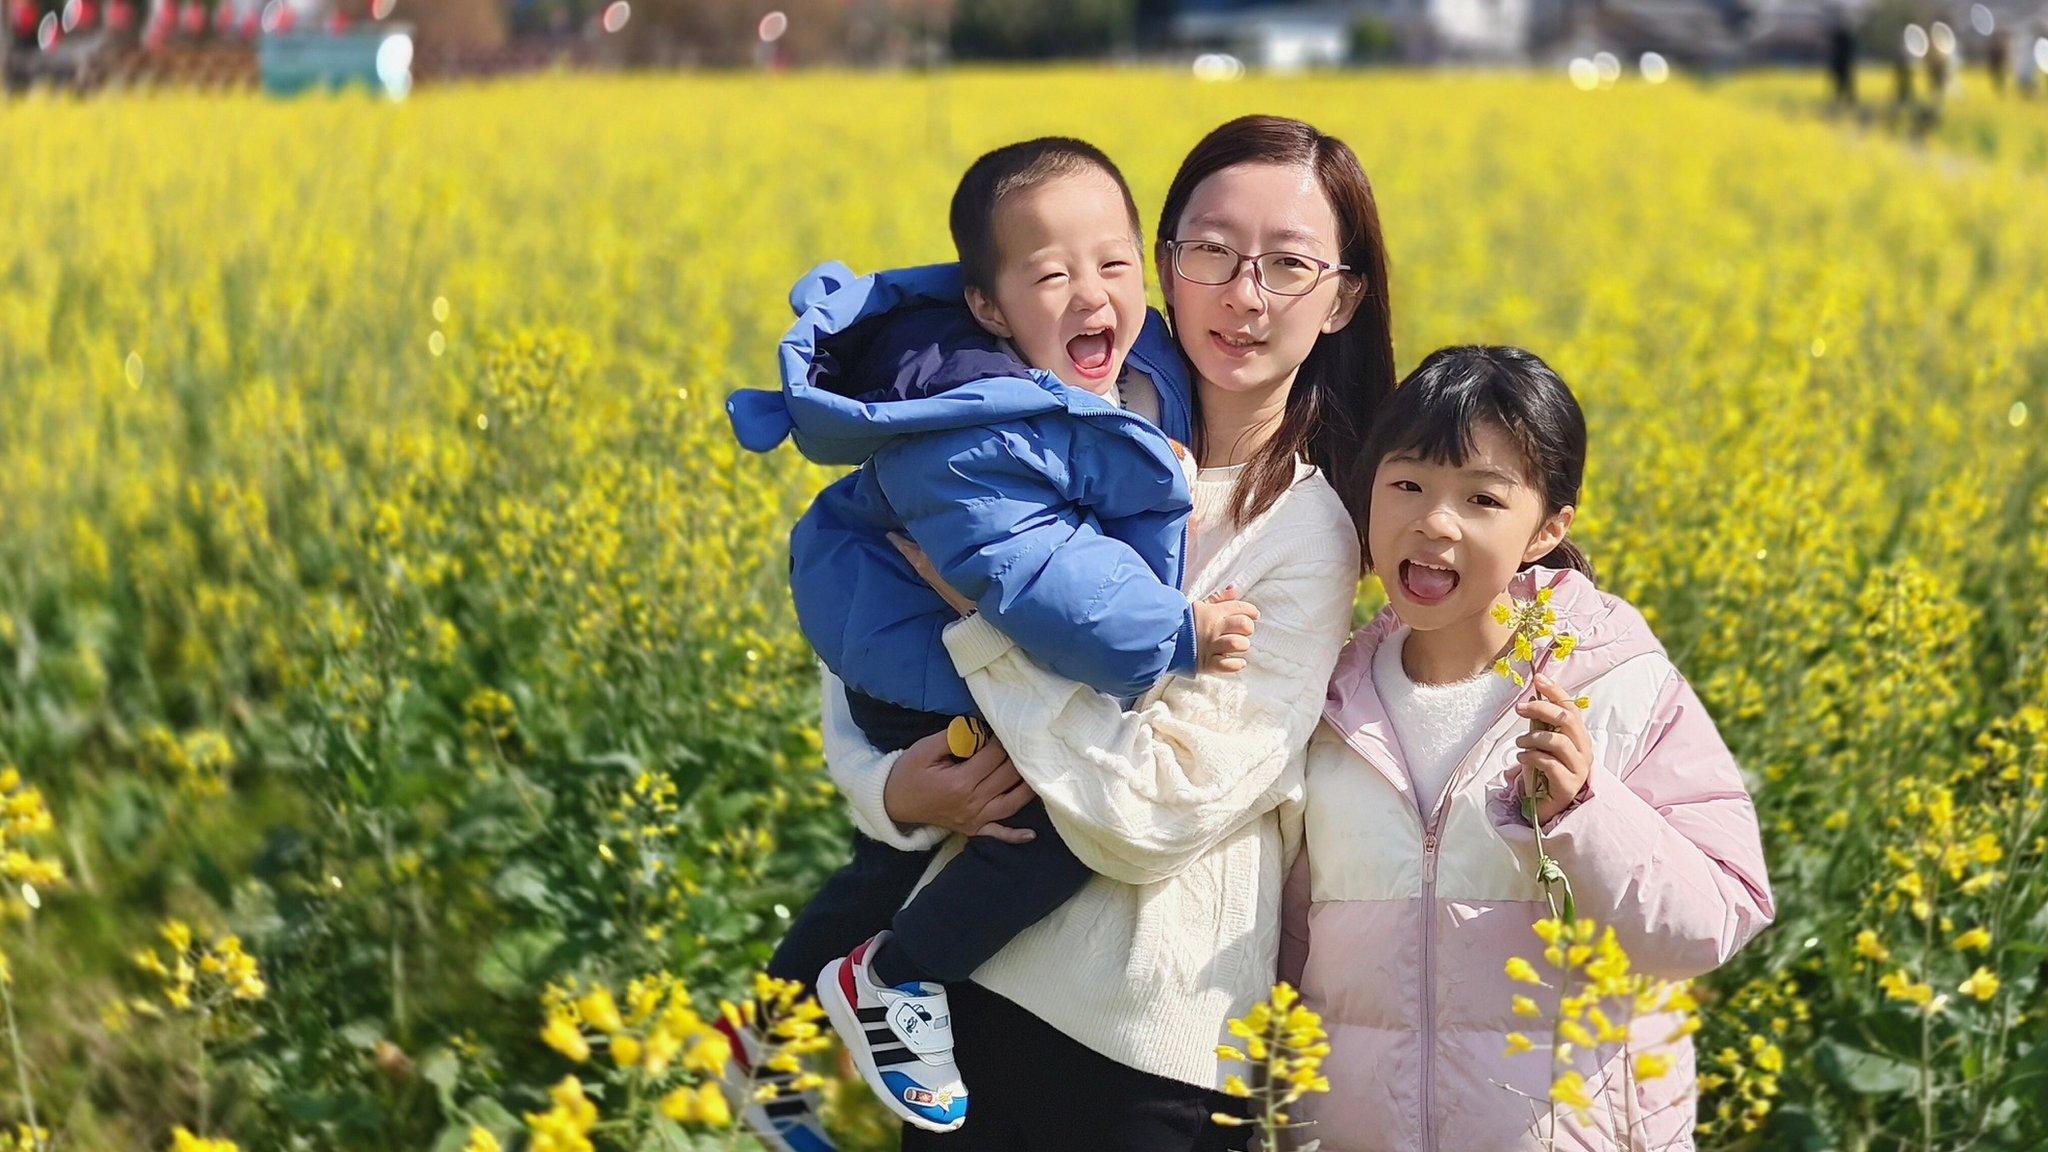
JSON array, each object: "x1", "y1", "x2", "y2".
[
  {"x1": 1513, "y1": 674, "x2": 1593, "y2": 826},
  {"x1": 882, "y1": 728, "x2": 1037, "y2": 844},
  {"x1": 888, "y1": 532, "x2": 976, "y2": 618}
]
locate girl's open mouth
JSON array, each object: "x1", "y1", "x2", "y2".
[
  {"x1": 1399, "y1": 559, "x2": 1459, "y2": 605},
  {"x1": 1067, "y1": 329, "x2": 1115, "y2": 379}
]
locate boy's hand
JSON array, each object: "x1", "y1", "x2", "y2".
[
  {"x1": 889, "y1": 532, "x2": 976, "y2": 617},
  {"x1": 1513, "y1": 674, "x2": 1593, "y2": 825},
  {"x1": 1194, "y1": 586, "x2": 1260, "y2": 675}
]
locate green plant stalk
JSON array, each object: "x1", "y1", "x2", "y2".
[
  {"x1": 1522, "y1": 785, "x2": 1576, "y2": 924},
  {"x1": 0, "y1": 976, "x2": 45, "y2": 1152}
]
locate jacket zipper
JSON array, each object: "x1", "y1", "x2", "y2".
[{"x1": 1339, "y1": 673, "x2": 1539, "y2": 1152}]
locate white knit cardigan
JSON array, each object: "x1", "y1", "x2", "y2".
[{"x1": 820, "y1": 460, "x2": 1361, "y2": 1088}]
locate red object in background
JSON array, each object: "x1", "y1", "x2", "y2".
[
  {"x1": 178, "y1": 0, "x2": 206, "y2": 35},
  {"x1": 326, "y1": 10, "x2": 347, "y2": 33},
  {"x1": 238, "y1": 8, "x2": 257, "y2": 36},
  {"x1": 107, "y1": 0, "x2": 134, "y2": 31},
  {"x1": 213, "y1": 1, "x2": 234, "y2": 33},
  {"x1": 8, "y1": 0, "x2": 36, "y2": 38},
  {"x1": 77, "y1": 0, "x2": 99, "y2": 31}
]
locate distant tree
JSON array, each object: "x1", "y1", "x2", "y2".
[
  {"x1": 404, "y1": 0, "x2": 509, "y2": 51},
  {"x1": 1350, "y1": 15, "x2": 1400, "y2": 62},
  {"x1": 950, "y1": 0, "x2": 1135, "y2": 59},
  {"x1": 615, "y1": 0, "x2": 948, "y2": 65}
]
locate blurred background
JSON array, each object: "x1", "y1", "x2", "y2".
[{"x1": 3, "y1": 0, "x2": 2046, "y2": 94}]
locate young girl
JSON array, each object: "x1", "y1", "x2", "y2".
[{"x1": 1281, "y1": 345, "x2": 1776, "y2": 1152}]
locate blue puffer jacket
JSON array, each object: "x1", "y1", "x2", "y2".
[{"x1": 725, "y1": 260, "x2": 1197, "y2": 718}]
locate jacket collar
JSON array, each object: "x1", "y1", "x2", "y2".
[{"x1": 1322, "y1": 567, "x2": 1664, "y2": 787}]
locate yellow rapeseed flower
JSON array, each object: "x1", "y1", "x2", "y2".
[
  {"x1": 1958, "y1": 967, "x2": 2001, "y2": 1001},
  {"x1": 168, "y1": 1130, "x2": 239, "y2": 1152},
  {"x1": 1952, "y1": 926, "x2": 1992, "y2": 952}
]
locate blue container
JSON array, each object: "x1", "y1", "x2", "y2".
[{"x1": 259, "y1": 25, "x2": 413, "y2": 98}]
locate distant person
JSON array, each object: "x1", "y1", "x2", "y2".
[
  {"x1": 1896, "y1": 24, "x2": 1922, "y2": 109},
  {"x1": 1988, "y1": 28, "x2": 2010, "y2": 92},
  {"x1": 1828, "y1": 11, "x2": 1858, "y2": 105},
  {"x1": 1926, "y1": 21, "x2": 1956, "y2": 113}
]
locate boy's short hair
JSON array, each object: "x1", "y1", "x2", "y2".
[{"x1": 949, "y1": 137, "x2": 1144, "y2": 294}]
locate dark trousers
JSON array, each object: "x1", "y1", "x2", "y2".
[
  {"x1": 898, "y1": 981, "x2": 1254, "y2": 1152},
  {"x1": 766, "y1": 692, "x2": 1093, "y2": 994}
]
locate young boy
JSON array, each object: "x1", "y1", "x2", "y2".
[{"x1": 725, "y1": 138, "x2": 1257, "y2": 1142}]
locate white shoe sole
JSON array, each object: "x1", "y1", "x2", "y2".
[{"x1": 818, "y1": 957, "x2": 966, "y2": 1134}]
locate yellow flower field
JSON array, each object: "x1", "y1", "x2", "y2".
[{"x1": 0, "y1": 70, "x2": 2043, "y2": 1150}]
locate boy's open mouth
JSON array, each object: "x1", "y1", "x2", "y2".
[
  {"x1": 1066, "y1": 327, "x2": 1115, "y2": 380},
  {"x1": 1399, "y1": 559, "x2": 1459, "y2": 605}
]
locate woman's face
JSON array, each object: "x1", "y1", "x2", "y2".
[{"x1": 1160, "y1": 162, "x2": 1360, "y2": 396}]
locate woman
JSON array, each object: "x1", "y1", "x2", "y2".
[{"x1": 822, "y1": 115, "x2": 1396, "y2": 1151}]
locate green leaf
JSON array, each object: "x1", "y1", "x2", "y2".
[
  {"x1": 492, "y1": 860, "x2": 554, "y2": 910},
  {"x1": 420, "y1": 1047, "x2": 461, "y2": 1112},
  {"x1": 341, "y1": 1017, "x2": 386, "y2": 1051},
  {"x1": 475, "y1": 925, "x2": 565, "y2": 995},
  {"x1": 1817, "y1": 1040, "x2": 1917, "y2": 1095},
  {"x1": 432, "y1": 1097, "x2": 521, "y2": 1152}
]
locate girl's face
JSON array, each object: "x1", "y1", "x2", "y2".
[
  {"x1": 1159, "y1": 162, "x2": 1361, "y2": 395},
  {"x1": 1368, "y1": 420, "x2": 1574, "y2": 632}
]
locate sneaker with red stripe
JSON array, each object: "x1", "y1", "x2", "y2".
[
  {"x1": 817, "y1": 932, "x2": 967, "y2": 1132},
  {"x1": 713, "y1": 1012, "x2": 839, "y2": 1152}
]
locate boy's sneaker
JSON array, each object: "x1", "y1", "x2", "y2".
[
  {"x1": 713, "y1": 1013, "x2": 839, "y2": 1152},
  {"x1": 817, "y1": 932, "x2": 968, "y2": 1132}
]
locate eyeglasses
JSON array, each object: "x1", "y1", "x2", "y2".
[{"x1": 1162, "y1": 239, "x2": 1351, "y2": 297}]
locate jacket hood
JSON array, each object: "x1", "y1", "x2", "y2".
[
  {"x1": 1324, "y1": 566, "x2": 1664, "y2": 769},
  {"x1": 727, "y1": 260, "x2": 1183, "y2": 466}
]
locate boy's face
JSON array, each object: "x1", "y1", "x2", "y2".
[
  {"x1": 964, "y1": 168, "x2": 1148, "y2": 396},
  {"x1": 1367, "y1": 420, "x2": 1573, "y2": 632}
]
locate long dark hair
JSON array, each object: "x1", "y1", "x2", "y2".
[
  {"x1": 1359, "y1": 345, "x2": 1595, "y2": 580},
  {"x1": 1155, "y1": 115, "x2": 1395, "y2": 539}
]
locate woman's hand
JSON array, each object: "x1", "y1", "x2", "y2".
[
  {"x1": 1513, "y1": 674, "x2": 1593, "y2": 825},
  {"x1": 882, "y1": 727, "x2": 1038, "y2": 844},
  {"x1": 889, "y1": 532, "x2": 976, "y2": 617}
]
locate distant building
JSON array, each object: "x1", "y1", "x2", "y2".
[
  {"x1": 1170, "y1": 3, "x2": 1352, "y2": 68},
  {"x1": 1166, "y1": 0, "x2": 1535, "y2": 65}
]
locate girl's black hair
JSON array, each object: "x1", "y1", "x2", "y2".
[{"x1": 1359, "y1": 345, "x2": 1595, "y2": 581}]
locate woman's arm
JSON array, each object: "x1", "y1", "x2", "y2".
[
  {"x1": 941, "y1": 535, "x2": 1359, "y2": 887},
  {"x1": 818, "y1": 668, "x2": 948, "y2": 852}
]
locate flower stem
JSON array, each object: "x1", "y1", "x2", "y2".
[{"x1": 0, "y1": 976, "x2": 45, "y2": 1152}]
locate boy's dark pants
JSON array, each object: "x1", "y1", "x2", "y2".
[{"x1": 764, "y1": 692, "x2": 1092, "y2": 995}]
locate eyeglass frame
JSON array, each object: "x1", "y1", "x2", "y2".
[{"x1": 1159, "y1": 238, "x2": 1354, "y2": 298}]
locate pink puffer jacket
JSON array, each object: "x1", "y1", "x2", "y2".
[{"x1": 1279, "y1": 567, "x2": 1774, "y2": 1152}]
